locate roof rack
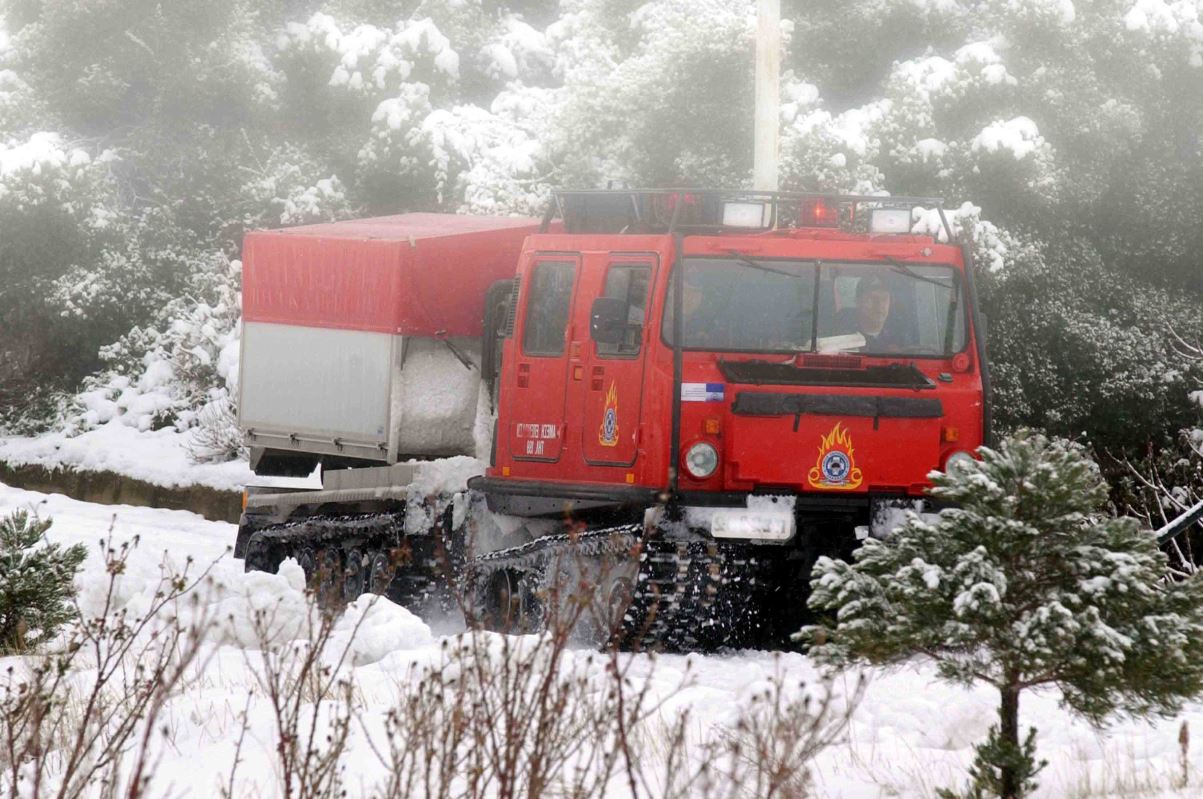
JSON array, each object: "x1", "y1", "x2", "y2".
[{"x1": 540, "y1": 188, "x2": 954, "y2": 243}]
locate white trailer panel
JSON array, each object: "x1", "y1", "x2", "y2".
[{"x1": 240, "y1": 321, "x2": 393, "y2": 445}]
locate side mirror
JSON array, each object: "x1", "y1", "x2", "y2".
[{"x1": 590, "y1": 297, "x2": 630, "y2": 345}]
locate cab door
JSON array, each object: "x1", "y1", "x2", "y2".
[
  {"x1": 508, "y1": 256, "x2": 579, "y2": 463},
  {"x1": 579, "y1": 257, "x2": 656, "y2": 467}
]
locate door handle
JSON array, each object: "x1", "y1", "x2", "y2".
[
  {"x1": 517, "y1": 363, "x2": 530, "y2": 388},
  {"x1": 590, "y1": 366, "x2": 604, "y2": 391}
]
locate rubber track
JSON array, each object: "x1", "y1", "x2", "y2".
[
  {"x1": 243, "y1": 511, "x2": 448, "y2": 609},
  {"x1": 468, "y1": 525, "x2": 779, "y2": 651}
]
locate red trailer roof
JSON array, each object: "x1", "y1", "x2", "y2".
[
  {"x1": 264, "y1": 212, "x2": 542, "y2": 241},
  {"x1": 242, "y1": 213, "x2": 541, "y2": 337}
]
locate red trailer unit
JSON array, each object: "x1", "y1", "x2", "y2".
[{"x1": 238, "y1": 213, "x2": 542, "y2": 474}]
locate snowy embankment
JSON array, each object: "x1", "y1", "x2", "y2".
[
  {"x1": 1, "y1": 482, "x2": 1200, "y2": 798},
  {"x1": 0, "y1": 422, "x2": 286, "y2": 492}
]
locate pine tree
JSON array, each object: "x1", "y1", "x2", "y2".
[
  {"x1": 803, "y1": 431, "x2": 1203, "y2": 799},
  {"x1": 0, "y1": 511, "x2": 87, "y2": 653}
]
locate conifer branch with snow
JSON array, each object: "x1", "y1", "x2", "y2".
[{"x1": 804, "y1": 430, "x2": 1203, "y2": 798}]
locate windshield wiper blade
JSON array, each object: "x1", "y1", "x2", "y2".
[
  {"x1": 725, "y1": 250, "x2": 808, "y2": 279},
  {"x1": 723, "y1": 250, "x2": 818, "y2": 352},
  {"x1": 882, "y1": 255, "x2": 960, "y2": 354},
  {"x1": 881, "y1": 255, "x2": 951, "y2": 290}
]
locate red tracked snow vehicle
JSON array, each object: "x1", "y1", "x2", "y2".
[{"x1": 236, "y1": 190, "x2": 990, "y2": 649}]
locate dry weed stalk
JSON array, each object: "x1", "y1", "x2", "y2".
[
  {"x1": 240, "y1": 589, "x2": 370, "y2": 799},
  {"x1": 0, "y1": 534, "x2": 215, "y2": 799},
  {"x1": 2, "y1": 523, "x2": 861, "y2": 798},
  {"x1": 371, "y1": 546, "x2": 676, "y2": 799},
  {"x1": 366, "y1": 542, "x2": 861, "y2": 799},
  {"x1": 649, "y1": 667, "x2": 863, "y2": 799}
]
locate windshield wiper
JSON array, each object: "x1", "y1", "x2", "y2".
[
  {"x1": 881, "y1": 255, "x2": 953, "y2": 291},
  {"x1": 882, "y1": 255, "x2": 960, "y2": 354},
  {"x1": 725, "y1": 250, "x2": 809, "y2": 279},
  {"x1": 723, "y1": 250, "x2": 818, "y2": 352}
]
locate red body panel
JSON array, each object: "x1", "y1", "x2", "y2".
[
  {"x1": 242, "y1": 213, "x2": 542, "y2": 337},
  {"x1": 489, "y1": 229, "x2": 985, "y2": 501}
]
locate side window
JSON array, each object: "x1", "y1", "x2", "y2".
[
  {"x1": 597, "y1": 264, "x2": 651, "y2": 358},
  {"x1": 522, "y1": 261, "x2": 575, "y2": 356}
]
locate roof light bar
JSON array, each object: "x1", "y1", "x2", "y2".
[
  {"x1": 870, "y1": 208, "x2": 912, "y2": 235},
  {"x1": 722, "y1": 201, "x2": 772, "y2": 228}
]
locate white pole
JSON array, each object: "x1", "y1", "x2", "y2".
[{"x1": 753, "y1": 0, "x2": 780, "y2": 192}]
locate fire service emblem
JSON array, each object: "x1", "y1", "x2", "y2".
[
  {"x1": 807, "y1": 422, "x2": 863, "y2": 490},
  {"x1": 599, "y1": 382, "x2": 619, "y2": 447}
]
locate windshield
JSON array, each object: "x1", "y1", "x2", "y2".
[{"x1": 663, "y1": 257, "x2": 966, "y2": 356}]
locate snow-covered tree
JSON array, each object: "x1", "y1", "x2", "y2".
[
  {"x1": 804, "y1": 431, "x2": 1203, "y2": 799},
  {"x1": 0, "y1": 511, "x2": 86, "y2": 653}
]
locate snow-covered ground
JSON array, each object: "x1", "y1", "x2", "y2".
[
  {"x1": 1, "y1": 481, "x2": 1201, "y2": 798},
  {"x1": 0, "y1": 423, "x2": 489, "y2": 501},
  {"x1": 0, "y1": 422, "x2": 299, "y2": 492}
]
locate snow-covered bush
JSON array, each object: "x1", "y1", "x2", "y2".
[
  {"x1": 1116, "y1": 335, "x2": 1203, "y2": 571},
  {"x1": 238, "y1": 144, "x2": 353, "y2": 228},
  {"x1": 0, "y1": 511, "x2": 86, "y2": 653},
  {"x1": 0, "y1": 131, "x2": 123, "y2": 429},
  {"x1": 65, "y1": 258, "x2": 243, "y2": 459},
  {"x1": 551, "y1": 0, "x2": 760, "y2": 188},
  {"x1": 415, "y1": 87, "x2": 557, "y2": 214},
  {"x1": 980, "y1": 241, "x2": 1203, "y2": 451},
  {"x1": 804, "y1": 431, "x2": 1203, "y2": 798}
]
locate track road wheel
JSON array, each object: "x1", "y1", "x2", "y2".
[
  {"x1": 343, "y1": 548, "x2": 366, "y2": 602},
  {"x1": 554, "y1": 556, "x2": 638, "y2": 648},
  {"x1": 479, "y1": 569, "x2": 540, "y2": 634},
  {"x1": 368, "y1": 550, "x2": 394, "y2": 596},
  {"x1": 296, "y1": 547, "x2": 317, "y2": 584},
  {"x1": 316, "y1": 549, "x2": 343, "y2": 606}
]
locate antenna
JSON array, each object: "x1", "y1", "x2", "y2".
[{"x1": 753, "y1": 0, "x2": 780, "y2": 192}]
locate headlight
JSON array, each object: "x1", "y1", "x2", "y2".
[
  {"x1": 944, "y1": 450, "x2": 975, "y2": 473},
  {"x1": 684, "y1": 442, "x2": 719, "y2": 479}
]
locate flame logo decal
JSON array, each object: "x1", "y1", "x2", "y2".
[
  {"x1": 599, "y1": 381, "x2": 619, "y2": 447},
  {"x1": 807, "y1": 422, "x2": 863, "y2": 490}
]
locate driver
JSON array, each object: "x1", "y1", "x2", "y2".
[{"x1": 835, "y1": 274, "x2": 898, "y2": 349}]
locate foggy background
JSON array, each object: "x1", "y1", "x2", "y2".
[{"x1": 0, "y1": 0, "x2": 1201, "y2": 508}]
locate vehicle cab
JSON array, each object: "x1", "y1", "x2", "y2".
[{"x1": 474, "y1": 190, "x2": 990, "y2": 542}]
